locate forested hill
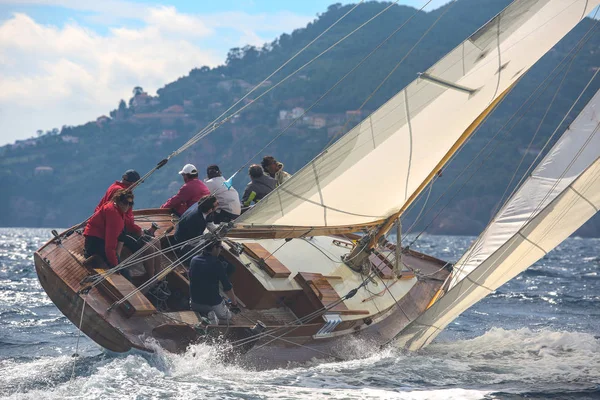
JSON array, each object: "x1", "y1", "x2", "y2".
[{"x1": 1, "y1": 0, "x2": 599, "y2": 236}]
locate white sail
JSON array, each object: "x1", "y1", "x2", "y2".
[
  {"x1": 394, "y1": 89, "x2": 600, "y2": 351},
  {"x1": 450, "y1": 89, "x2": 600, "y2": 289},
  {"x1": 236, "y1": 0, "x2": 599, "y2": 231}
]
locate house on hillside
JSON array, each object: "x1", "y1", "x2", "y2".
[
  {"x1": 12, "y1": 139, "x2": 38, "y2": 149},
  {"x1": 34, "y1": 166, "x2": 53, "y2": 175},
  {"x1": 217, "y1": 79, "x2": 253, "y2": 92},
  {"x1": 345, "y1": 110, "x2": 362, "y2": 122},
  {"x1": 279, "y1": 110, "x2": 290, "y2": 120},
  {"x1": 61, "y1": 135, "x2": 79, "y2": 144},
  {"x1": 291, "y1": 107, "x2": 304, "y2": 119},
  {"x1": 163, "y1": 105, "x2": 185, "y2": 114},
  {"x1": 131, "y1": 92, "x2": 150, "y2": 109},
  {"x1": 160, "y1": 130, "x2": 178, "y2": 140},
  {"x1": 309, "y1": 117, "x2": 326, "y2": 129}
]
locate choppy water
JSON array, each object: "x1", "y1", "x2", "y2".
[{"x1": 1, "y1": 228, "x2": 599, "y2": 399}]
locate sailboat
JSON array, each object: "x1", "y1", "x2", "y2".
[{"x1": 34, "y1": 0, "x2": 600, "y2": 366}]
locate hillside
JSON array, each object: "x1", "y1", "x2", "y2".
[{"x1": 1, "y1": 0, "x2": 599, "y2": 236}]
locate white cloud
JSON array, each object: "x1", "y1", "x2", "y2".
[{"x1": 0, "y1": 5, "x2": 313, "y2": 145}]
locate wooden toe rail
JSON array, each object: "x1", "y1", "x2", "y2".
[{"x1": 294, "y1": 272, "x2": 369, "y2": 316}]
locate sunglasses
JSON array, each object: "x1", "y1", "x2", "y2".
[{"x1": 126, "y1": 200, "x2": 134, "y2": 206}]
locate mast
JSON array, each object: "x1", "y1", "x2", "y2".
[{"x1": 344, "y1": 83, "x2": 514, "y2": 269}]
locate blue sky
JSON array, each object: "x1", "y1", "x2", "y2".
[{"x1": 0, "y1": 0, "x2": 436, "y2": 146}]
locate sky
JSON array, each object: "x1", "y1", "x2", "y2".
[{"x1": 0, "y1": 0, "x2": 434, "y2": 146}]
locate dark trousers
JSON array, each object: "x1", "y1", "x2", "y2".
[
  {"x1": 84, "y1": 235, "x2": 131, "y2": 281},
  {"x1": 214, "y1": 210, "x2": 239, "y2": 223}
]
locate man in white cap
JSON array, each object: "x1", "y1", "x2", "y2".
[{"x1": 161, "y1": 163, "x2": 210, "y2": 216}]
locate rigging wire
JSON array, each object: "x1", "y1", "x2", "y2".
[
  {"x1": 52, "y1": 1, "x2": 370, "y2": 239},
  {"x1": 174, "y1": 1, "x2": 367, "y2": 156},
  {"x1": 131, "y1": 0, "x2": 414, "y2": 187},
  {"x1": 229, "y1": 0, "x2": 439, "y2": 178}
]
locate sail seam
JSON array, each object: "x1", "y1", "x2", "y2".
[
  {"x1": 568, "y1": 186, "x2": 599, "y2": 212},
  {"x1": 516, "y1": 232, "x2": 547, "y2": 254},
  {"x1": 491, "y1": 13, "x2": 502, "y2": 102},
  {"x1": 581, "y1": 0, "x2": 589, "y2": 20},
  {"x1": 312, "y1": 163, "x2": 327, "y2": 226},
  {"x1": 278, "y1": 187, "x2": 385, "y2": 219},
  {"x1": 462, "y1": 274, "x2": 495, "y2": 292},
  {"x1": 369, "y1": 116, "x2": 376, "y2": 149},
  {"x1": 403, "y1": 90, "x2": 413, "y2": 201}
]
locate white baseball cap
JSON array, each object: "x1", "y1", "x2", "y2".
[{"x1": 178, "y1": 164, "x2": 197, "y2": 175}]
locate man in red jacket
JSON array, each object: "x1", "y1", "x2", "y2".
[
  {"x1": 85, "y1": 190, "x2": 134, "y2": 270},
  {"x1": 161, "y1": 164, "x2": 210, "y2": 216},
  {"x1": 85, "y1": 189, "x2": 162, "y2": 281},
  {"x1": 96, "y1": 169, "x2": 143, "y2": 259},
  {"x1": 96, "y1": 169, "x2": 141, "y2": 211}
]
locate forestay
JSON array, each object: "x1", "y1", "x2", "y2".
[
  {"x1": 236, "y1": 0, "x2": 599, "y2": 233},
  {"x1": 394, "y1": 88, "x2": 600, "y2": 351}
]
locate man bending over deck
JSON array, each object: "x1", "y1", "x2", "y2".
[
  {"x1": 173, "y1": 195, "x2": 218, "y2": 246},
  {"x1": 189, "y1": 241, "x2": 237, "y2": 322}
]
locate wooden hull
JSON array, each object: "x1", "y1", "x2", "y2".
[{"x1": 34, "y1": 209, "x2": 450, "y2": 364}]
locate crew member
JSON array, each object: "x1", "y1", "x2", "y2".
[
  {"x1": 189, "y1": 241, "x2": 237, "y2": 322},
  {"x1": 85, "y1": 189, "x2": 163, "y2": 280},
  {"x1": 261, "y1": 156, "x2": 291, "y2": 186},
  {"x1": 84, "y1": 189, "x2": 135, "y2": 278},
  {"x1": 173, "y1": 195, "x2": 219, "y2": 246},
  {"x1": 241, "y1": 164, "x2": 276, "y2": 207},
  {"x1": 204, "y1": 164, "x2": 241, "y2": 223},
  {"x1": 96, "y1": 169, "x2": 144, "y2": 258},
  {"x1": 161, "y1": 163, "x2": 210, "y2": 216}
]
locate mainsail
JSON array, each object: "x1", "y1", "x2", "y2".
[
  {"x1": 231, "y1": 0, "x2": 599, "y2": 238},
  {"x1": 395, "y1": 88, "x2": 600, "y2": 351}
]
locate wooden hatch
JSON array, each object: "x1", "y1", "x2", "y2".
[
  {"x1": 242, "y1": 243, "x2": 292, "y2": 278},
  {"x1": 294, "y1": 272, "x2": 369, "y2": 316}
]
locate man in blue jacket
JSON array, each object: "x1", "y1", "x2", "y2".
[{"x1": 189, "y1": 241, "x2": 237, "y2": 322}]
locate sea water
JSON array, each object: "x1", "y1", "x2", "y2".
[{"x1": 1, "y1": 228, "x2": 599, "y2": 399}]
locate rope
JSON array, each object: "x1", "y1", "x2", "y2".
[
  {"x1": 108, "y1": 238, "x2": 214, "y2": 311},
  {"x1": 230, "y1": 272, "x2": 375, "y2": 348},
  {"x1": 235, "y1": 310, "x2": 345, "y2": 361},
  {"x1": 69, "y1": 296, "x2": 86, "y2": 382}
]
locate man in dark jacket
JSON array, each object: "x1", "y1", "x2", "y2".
[
  {"x1": 189, "y1": 241, "x2": 237, "y2": 321},
  {"x1": 242, "y1": 164, "x2": 276, "y2": 207},
  {"x1": 173, "y1": 195, "x2": 218, "y2": 245}
]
